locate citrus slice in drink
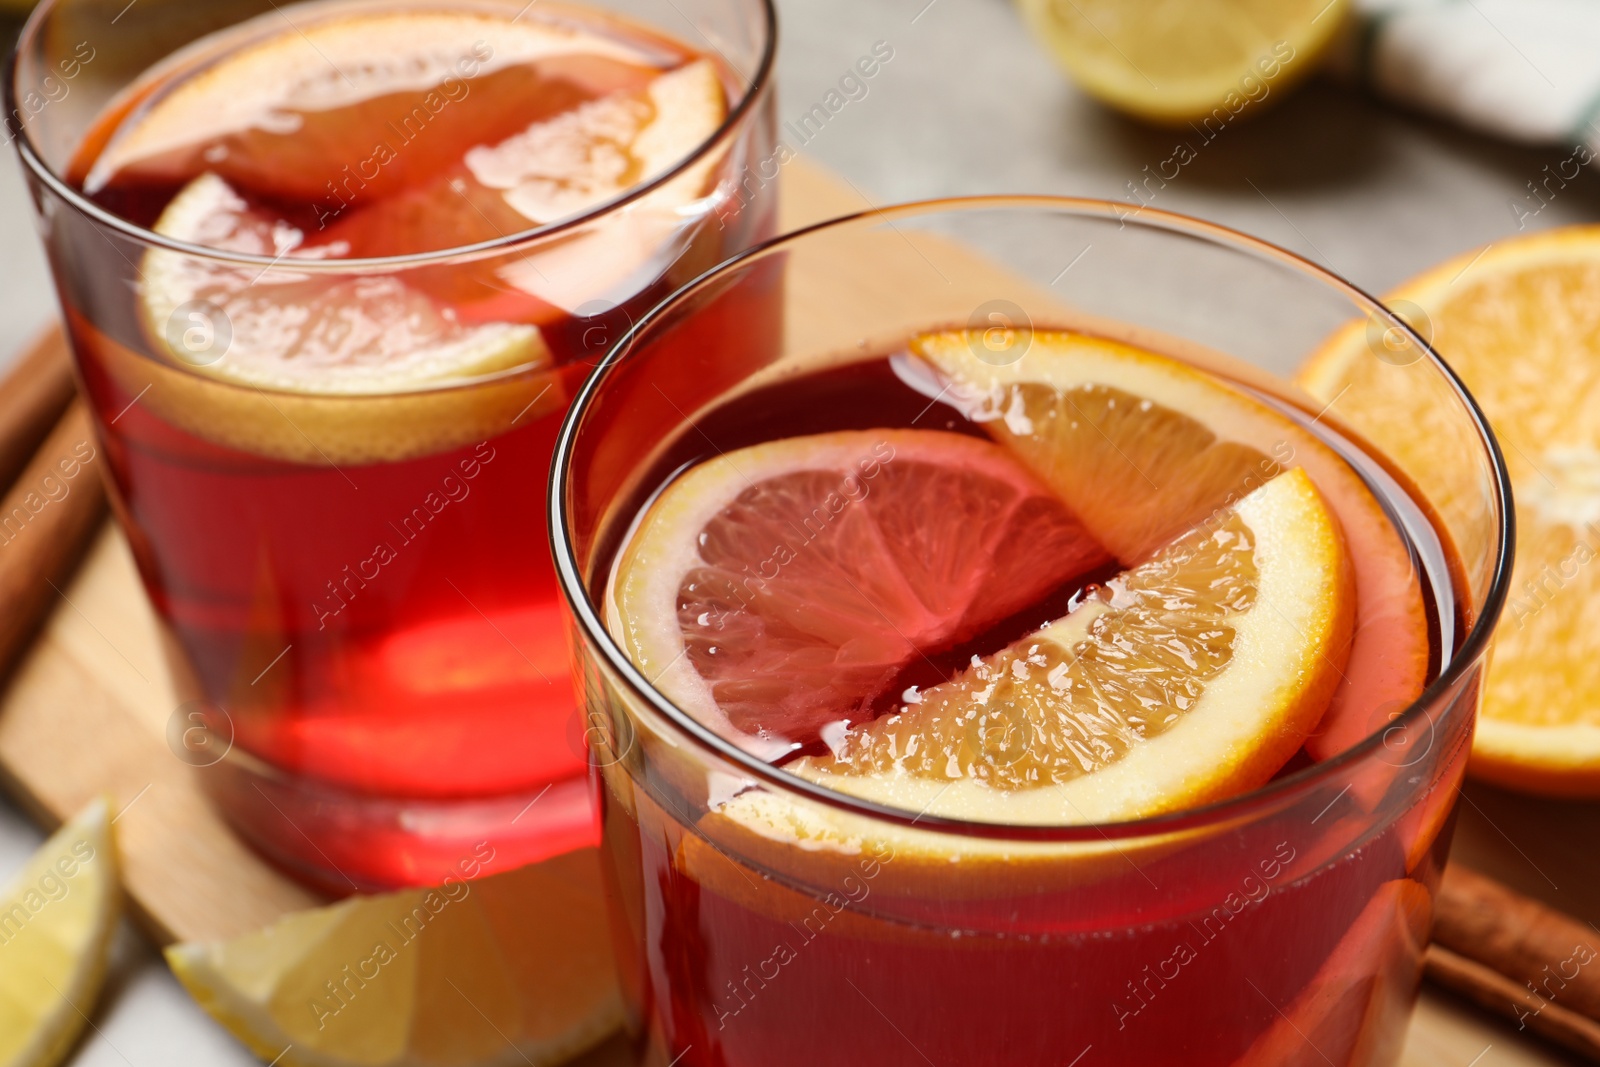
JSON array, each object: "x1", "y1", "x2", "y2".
[
  {"x1": 608, "y1": 429, "x2": 1113, "y2": 756},
  {"x1": 83, "y1": 10, "x2": 669, "y2": 204},
  {"x1": 1015, "y1": 0, "x2": 1346, "y2": 125},
  {"x1": 791, "y1": 468, "x2": 1353, "y2": 823},
  {"x1": 322, "y1": 57, "x2": 727, "y2": 259},
  {"x1": 0, "y1": 798, "x2": 119, "y2": 1067},
  {"x1": 912, "y1": 327, "x2": 1428, "y2": 763},
  {"x1": 312, "y1": 56, "x2": 729, "y2": 321},
  {"x1": 141, "y1": 172, "x2": 547, "y2": 394},
  {"x1": 166, "y1": 848, "x2": 620, "y2": 1067},
  {"x1": 1298, "y1": 226, "x2": 1600, "y2": 796},
  {"x1": 106, "y1": 170, "x2": 564, "y2": 466}
]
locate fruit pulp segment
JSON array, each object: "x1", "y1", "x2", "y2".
[{"x1": 57, "y1": 0, "x2": 774, "y2": 887}]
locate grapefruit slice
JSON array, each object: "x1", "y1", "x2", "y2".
[
  {"x1": 0, "y1": 799, "x2": 119, "y2": 1067},
  {"x1": 320, "y1": 57, "x2": 730, "y2": 318},
  {"x1": 166, "y1": 848, "x2": 620, "y2": 1067},
  {"x1": 1298, "y1": 227, "x2": 1600, "y2": 796},
  {"x1": 791, "y1": 468, "x2": 1353, "y2": 824},
  {"x1": 83, "y1": 9, "x2": 663, "y2": 203},
  {"x1": 607, "y1": 429, "x2": 1112, "y2": 756},
  {"x1": 911, "y1": 327, "x2": 1430, "y2": 763}
]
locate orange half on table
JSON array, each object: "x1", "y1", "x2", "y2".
[{"x1": 1300, "y1": 226, "x2": 1600, "y2": 796}]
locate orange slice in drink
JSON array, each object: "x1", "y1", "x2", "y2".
[
  {"x1": 1299, "y1": 227, "x2": 1600, "y2": 796},
  {"x1": 608, "y1": 429, "x2": 1112, "y2": 756},
  {"x1": 912, "y1": 328, "x2": 1430, "y2": 763},
  {"x1": 792, "y1": 468, "x2": 1353, "y2": 823},
  {"x1": 96, "y1": 4, "x2": 730, "y2": 327}
]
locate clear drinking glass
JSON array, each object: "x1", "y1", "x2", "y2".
[
  {"x1": 8, "y1": 0, "x2": 778, "y2": 890},
  {"x1": 551, "y1": 198, "x2": 1513, "y2": 1066}
]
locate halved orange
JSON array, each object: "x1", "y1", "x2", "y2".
[
  {"x1": 1298, "y1": 227, "x2": 1600, "y2": 796},
  {"x1": 912, "y1": 328, "x2": 1429, "y2": 762},
  {"x1": 607, "y1": 429, "x2": 1111, "y2": 756}
]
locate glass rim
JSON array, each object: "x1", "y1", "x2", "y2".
[
  {"x1": 549, "y1": 193, "x2": 1517, "y2": 844},
  {"x1": 5, "y1": 0, "x2": 779, "y2": 271}
]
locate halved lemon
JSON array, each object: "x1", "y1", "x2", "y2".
[
  {"x1": 609, "y1": 428, "x2": 1112, "y2": 757},
  {"x1": 0, "y1": 798, "x2": 119, "y2": 1067},
  {"x1": 794, "y1": 467, "x2": 1352, "y2": 823},
  {"x1": 1015, "y1": 0, "x2": 1347, "y2": 125},
  {"x1": 913, "y1": 327, "x2": 1427, "y2": 762},
  {"x1": 167, "y1": 848, "x2": 620, "y2": 1067},
  {"x1": 1299, "y1": 226, "x2": 1600, "y2": 796}
]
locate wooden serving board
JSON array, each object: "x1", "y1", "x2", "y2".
[{"x1": 0, "y1": 157, "x2": 1591, "y2": 1066}]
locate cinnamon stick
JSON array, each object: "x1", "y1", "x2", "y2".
[
  {"x1": 0, "y1": 328, "x2": 75, "y2": 493},
  {"x1": 0, "y1": 399, "x2": 107, "y2": 677},
  {"x1": 1427, "y1": 944, "x2": 1600, "y2": 1061},
  {"x1": 1426, "y1": 862, "x2": 1600, "y2": 1060}
]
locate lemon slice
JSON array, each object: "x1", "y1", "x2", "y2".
[
  {"x1": 1298, "y1": 226, "x2": 1600, "y2": 796},
  {"x1": 142, "y1": 173, "x2": 546, "y2": 395},
  {"x1": 0, "y1": 798, "x2": 119, "y2": 1067},
  {"x1": 1016, "y1": 0, "x2": 1347, "y2": 124},
  {"x1": 167, "y1": 848, "x2": 620, "y2": 1067},
  {"x1": 913, "y1": 327, "x2": 1427, "y2": 762},
  {"x1": 794, "y1": 468, "x2": 1352, "y2": 823},
  {"x1": 101, "y1": 169, "x2": 563, "y2": 466}
]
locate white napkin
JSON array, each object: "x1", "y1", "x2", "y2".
[{"x1": 1334, "y1": 0, "x2": 1600, "y2": 149}]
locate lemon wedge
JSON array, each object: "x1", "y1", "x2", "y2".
[
  {"x1": 167, "y1": 847, "x2": 620, "y2": 1067},
  {"x1": 0, "y1": 798, "x2": 119, "y2": 1067}
]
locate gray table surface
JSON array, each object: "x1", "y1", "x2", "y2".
[{"x1": 2, "y1": 0, "x2": 1597, "y2": 1063}]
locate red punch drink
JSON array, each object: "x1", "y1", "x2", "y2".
[
  {"x1": 550, "y1": 203, "x2": 1512, "y2": 1065},
  {"x1": 18, "y1": 0, "x2": 776, "y2": 890}
]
